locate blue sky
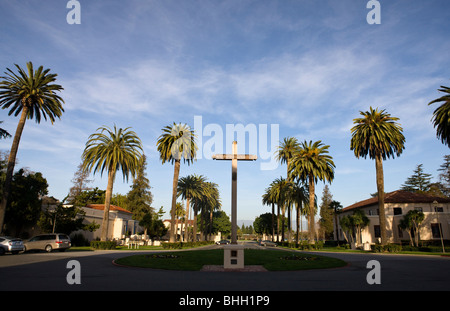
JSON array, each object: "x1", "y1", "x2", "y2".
[{"x1": 0, "y1": 0, "x2": 449, "y2": 222}]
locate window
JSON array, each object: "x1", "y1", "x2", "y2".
[
  {"x1": 414, "y1": 207, "x2": 423, "y2": 212},
  {"x1": 374, "y1": 225, "x2": 381, "y2": 238},
  {"x1": 434, "y1": 207, "x2": 444, "y2": 213},
  {"x1": 393, "y1": 207, "x2": 402, "y2": 215},
  {"x1": 431, "y1": 223, "x2": 442, "y2": 239}
]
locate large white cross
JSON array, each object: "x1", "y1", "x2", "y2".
[{"x1": 212, "y1": 141, "x2": 257, "y2": 244}]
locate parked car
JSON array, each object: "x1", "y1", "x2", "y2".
[
  {"x1": 0, "y1": 236, "x2": 24, "y2": 255},
  {"x1": 24, "y1": 233, "x2": 71, "y2": 253},
  {"x1": 216, "y1": 240, "x2": 230, "y2": 245},
  {"x1": 260, "y1": 240, "x2": 277, "y2": 247}
]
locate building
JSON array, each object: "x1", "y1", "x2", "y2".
[
  {"x1": 337, "y1": 190, "x2": 450, "y2": 246},
  {"x1": 163, "y1": 219, "x2": 222, "y2": 242},
  {"x1": 75, "y1": 204, "x2": 142, "y2": 241}
]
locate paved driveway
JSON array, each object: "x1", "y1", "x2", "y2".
[{"x1": 1, "y1": 243, "x2": 449, "y2": 292}]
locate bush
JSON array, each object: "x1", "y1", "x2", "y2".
[
  {"x1": 90, "y1": 240, "x2": 117, "y2": 250},
  {"x1": 70, "y1": 233, "x2": 90, "y2": 247},
  {"x1": 161, "y1": 241, "x2": 214, "y2": 249},
  {"x1": 371, "y1": 243, "x2": 402, "y2": 253}
]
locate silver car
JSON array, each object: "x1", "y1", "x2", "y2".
[
  {"x1": 0, "y1": 236, "x2": 24, "y2": 255},
  {"x1": 24, "y1": 233, "x2": 71, "y2": 253},
  {"x1": 260, "y1": 240, "x2": 277, "y2": 247}
]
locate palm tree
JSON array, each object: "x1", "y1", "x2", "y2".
[
  {"x1": 199, "y1": 181, "x2": 221, "y2": 241},
  {"x1": 0, "y1": 62, "x2": 64, "y2": 232},
  {"x1": 350, "y1": 107, "x2": 405, "y2": 245},
  {"x1": 82, "y1": 125, "x2": 143, "y2": 241},
  {"x1": 177, "y1": 174, "x2": 205, "y2": 242},
  {"x1": 290, "y1": 181, "x2": 308, "y2": 244},
  {"x1": 289, "y1": 140, "x2": 335, "y2": 243},
  {"x1": 269, "y1": 177, "x2": 289, "y2": 242},
  {"x1": 157, "y1": 122, "x2": 197, "y2": 242},
  {"x1": 428, "y1": 86, "x2": 450, "y2": 146},
  {"x1": 262, "y1": 186, "x2": 277, "y2": 241},
  {"x1": 275, "y1": 137, "x2": 300, "y2": 241}
]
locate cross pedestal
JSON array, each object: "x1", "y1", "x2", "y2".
[{"x1": 212, "y1": 141, "x2": 257, "y2": 269}]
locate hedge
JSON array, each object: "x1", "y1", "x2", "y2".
[
  {"x1": 162, "y1": 241, "x2": 215, "y2": 249},
  {"x1": 90, "y1": 240, "x2": 117, "y2": 250},
  {"x1": 371, "y1": 243, "x2": 402, "y2": 253}
]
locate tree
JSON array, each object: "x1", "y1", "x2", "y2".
[
  {"x1": 318, "y1": 185, "x2": 334, "y2": 240},
  {"x1": 437, "y1": 155, "x2": 450, "y2": 197},
  {"x1": 126, "y1": 155, "x2": 153, "y2": 226},
  {"x1": 351, "y1": 107, "x2": 405, "y2": 245},
  {"x1": 71, "y1": 187, "x2": 105, "y2": 207},
  {"x1": 157, "y1": 122, "x2": 197, "y2": 242},
  {"x1": 268, "y1": 177, "x2": 289, "y2": 241},
  {"x1": 177, "y1": 174, "x2": 205, "y2": 242},
  {"x1": 289, "y1": 140, "x2": 335, "y2": 243},
  {"x1": 5, "y1": 169, "x2": 48, "y2": 236},
  {"x1": 401, "y1": 164, "x2": 432, "y2": 193},
  {"x1": 0, "y1": 62, "x2": 65, "y2": 233},
  {"x1": 330, "y1": 200, "x2": 343, "y2": 242},
  {"x1": 82, "y1": 125, "x2": 143, "y2": 241},
  {"x1": 262, "y1": 185, "x2": 277, "y2": 241},
  {"x1": 254, "y1": 212, "x2": 274, "y2": 237},
  {"x1": 276, "y1": 137, "x2": 300, "y2": 241},
  {"x1": 428, "y1": 86, "x2": 450, "y2": 146},
  {"x1": 350, "y1": 209, "x2": 370, "y2": 245},
  {"x1": 198, "y1": 181, "x2": 221, "y2": 241},
  {"x1": 66, "y1": 163, "x2": 93, "y2": 204},
  {"x1": 402, "y1": 210, "x2": 425, "y2": 247},
  {"x1": 39, "y1": 203, "x2": 98, "y2": 235}
]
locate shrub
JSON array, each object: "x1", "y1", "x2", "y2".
[
  {"x1": 161, "y1": 241, "x2": 214, "y2": 249},
  {"x1": 371, "y1": 243, "x2": 402, "y2": 253},
  {"x1": 70, "y1": 233, "x2": 90, "y2": 247},
  {"x1": 90, "y1": 240, "x2": 117, "y2": 250}
]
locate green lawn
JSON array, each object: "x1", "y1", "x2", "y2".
[{"x1": 114, "y1": 249, "x2": 347, "y2": 271}]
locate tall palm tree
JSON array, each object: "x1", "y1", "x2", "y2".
[
  {"x1": 290, "y1": 181, "x2": 308, "y2": 244},
  {"x1": 350, "y1": 107, "x2": 405, "y2": 245},
  {"x1": 262, "y1": 186, "x2": 277, "y2": 241},
  {"x1": 82, "y1": 125, "x2": 143, "y2": 241},
  {"x1": 157, "y1": 122, "x2": 197, "y2": 242},
  {"x1": 275, "y1": 137, "x2": 300, "y2": 241},
  {"x1": 177, "y1": 174, "x2": 205, "y2": 242},
  {"x1": 0, "y1": 62, "x2": 64, "y2": 232},
  {"x1": 428, "y1": 86, "x2": 450, "y2": 146},
  {"x1": 289, "y1": 140, "x2": 335, "y2": 243},
  {"x1": 199, "y1": 181, "x2": 221, "y2": 241},
  {"x1": 269, "y1": 177, "x2": 289, "y2": 242}
]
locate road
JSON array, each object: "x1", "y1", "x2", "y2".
[{"x1": 1, "y1": 241, "x2": 449, "y2": 292}]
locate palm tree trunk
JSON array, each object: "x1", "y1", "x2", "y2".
[
  {"x1": 271, "y1": 203, "x2": 275, "y2": 242},
  {"x1": 101, "y1": 169, "x2": 116, "y2": 241},
  {"x1": 209, "y1": 209, "x2": 213, "y2": 241},
  {"x1": 308, "y1": 174, "x2": 316, "y2": 243},
  {"x1": 375, "y1": 154, "x2": 387, "y2": 245},
  {"x1": 193, "y1": 200, "x2": 199, "y2": 242},
  {"x1": 296, "y1": 203, "x2": 300, "y2": 244},
  {"x1": 0, "y1": 107, "x2": 28, "y2": 233},
  {"x1": 184, "y1": 197, "x2": 190, "y2": 242},
  {"x1": 169, "y1": 159, "x2": 181, "y2": 242},
  {"x1": 276, "y1": 204, "x2": 280, "y2": 242}
]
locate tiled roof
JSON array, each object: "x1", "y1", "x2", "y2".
[
  {"x1": 86, "y1": 203, "x2": 132, "y2": 214},
  {"x1": 342, "y1": 190, "x2": 450, "y2": 212}
]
